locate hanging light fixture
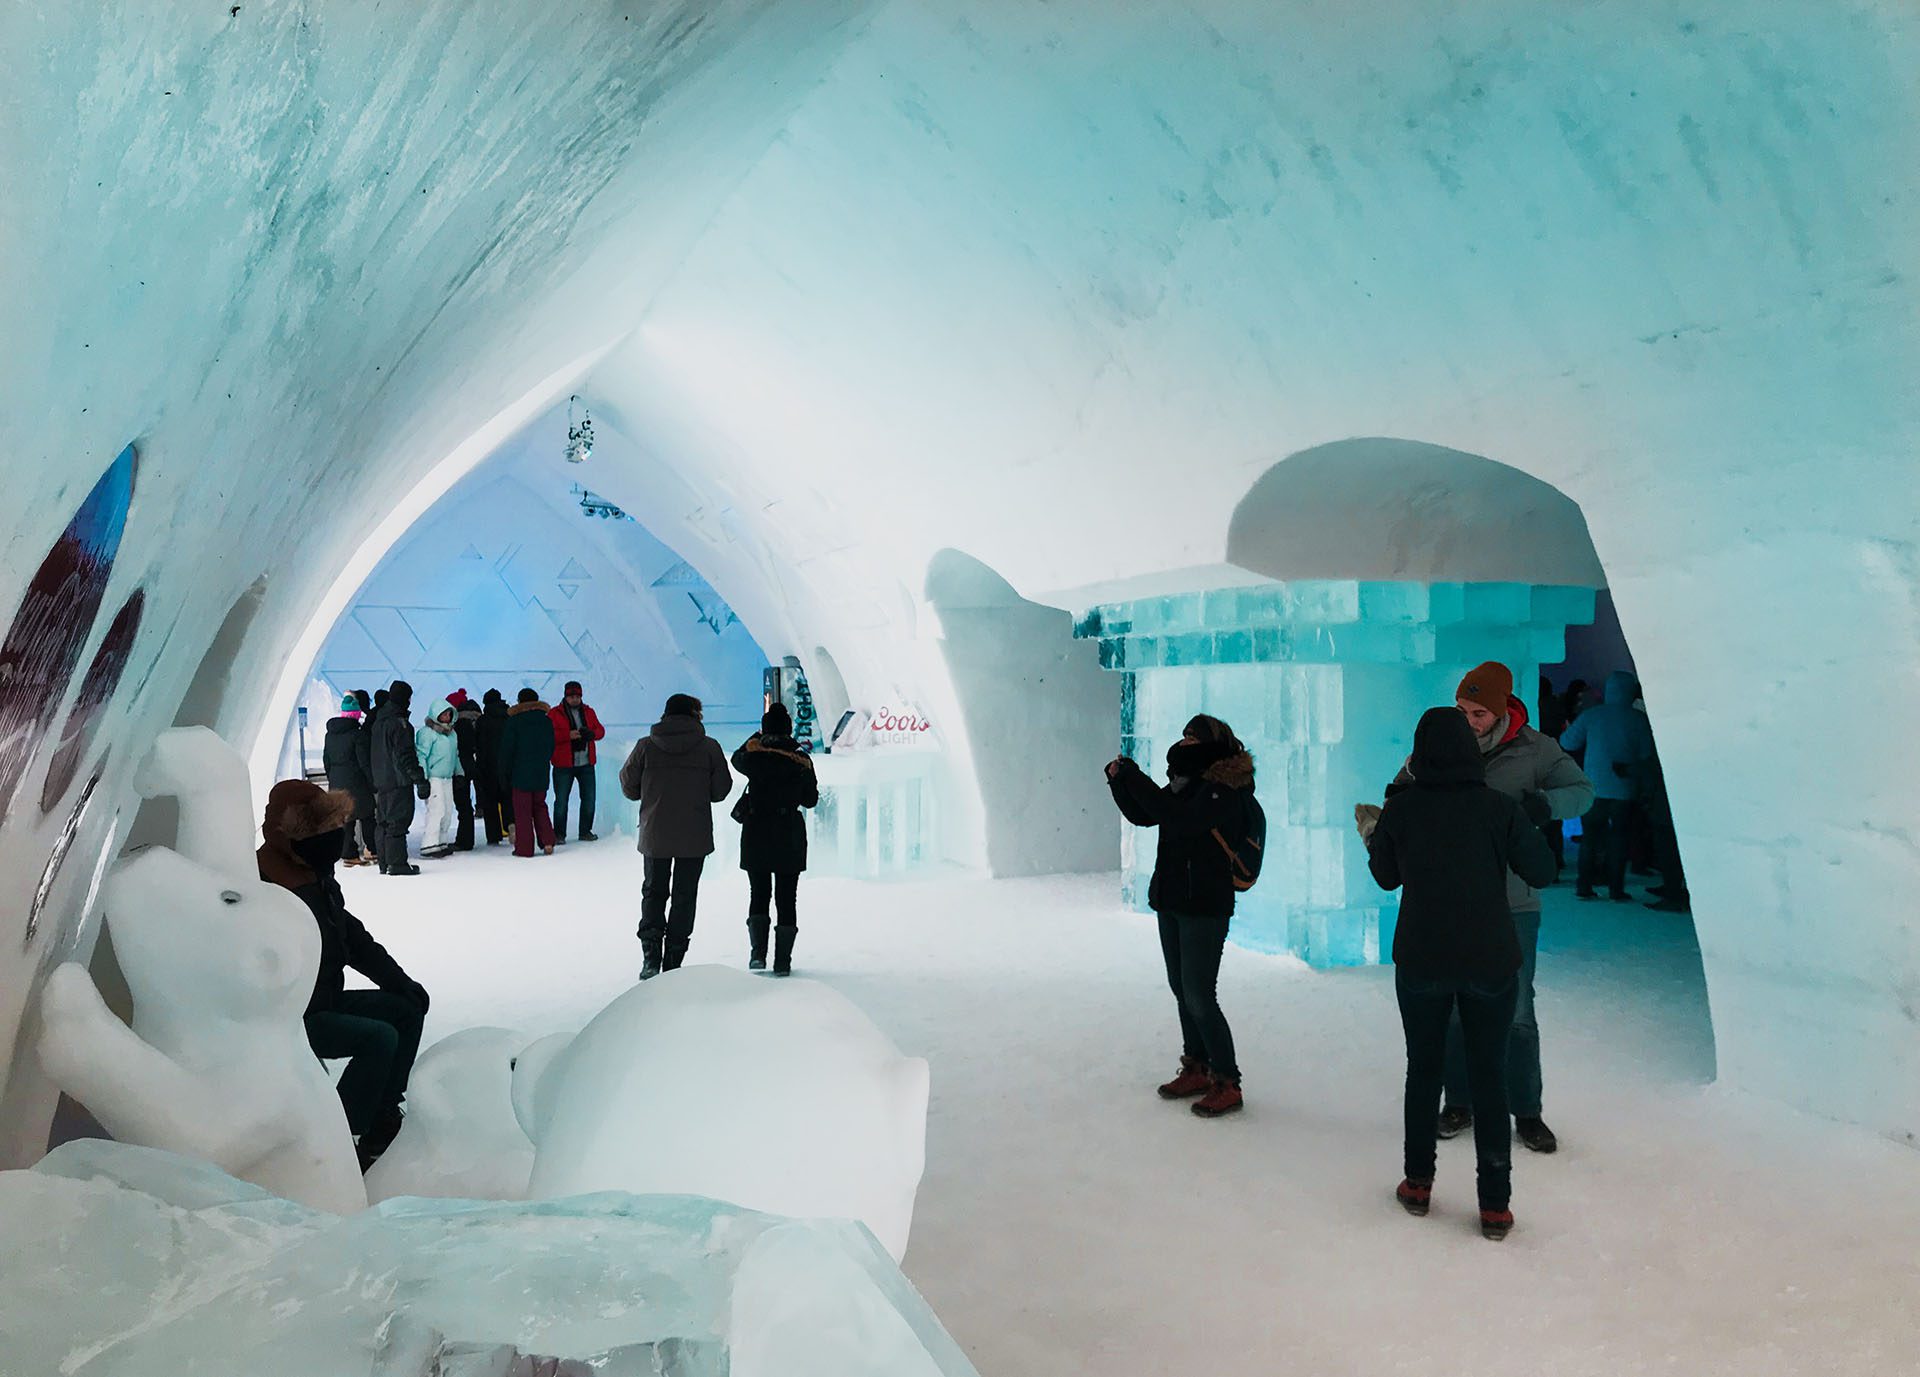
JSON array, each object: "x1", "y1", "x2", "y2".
[{"x1": 564, "y1": 394, "x2": 594, "y2": 464}]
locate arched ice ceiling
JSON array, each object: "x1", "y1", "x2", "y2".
[{"x1": 1, "y1": 0, "x2": 1917, "y2": 1153}]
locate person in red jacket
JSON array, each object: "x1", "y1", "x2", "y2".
[{"x1": 548, "y1": 680, "x2": 606, "y2": 842}]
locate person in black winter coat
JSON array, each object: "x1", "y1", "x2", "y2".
[
  {"x1": 1364, "y1": 707, "x2": 1556, "y2": 1240},
  {"x1": 731, "y1": 703, "x2": 820, "y2": 974},
  {"x1": 322, "y1": 692, "x2": 378, "y2": 866},
  {"x1": 474, "y1": 689, "x2": 511, "y2": 846},
  {"x1": 449, "y1": 689, "x2": 480, "y2": 851},
  {"x1": 368, "y1": 679, "x2": 429, "y2": 876},
  {"x1": 256, "y1": 779, "x2": 429, "y2": 1169},
  {"x1": 1107, "y1": 714, "x2": 1257, "y2": 1120}
]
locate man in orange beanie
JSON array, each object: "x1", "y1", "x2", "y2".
[{"x1": 1387, "y1": 660, "x2": 1593, "y2": 1155}]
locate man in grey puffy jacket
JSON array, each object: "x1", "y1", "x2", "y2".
[
  {"x1": 619, "y1": 693, "x2": 733, "y2": 979},
  {"x1": 368, "y1": 679, "x2": 430, "y2": 878},
  {"x1": 1388, "y1": 661, "x2": 1594, "y2": 1155}
]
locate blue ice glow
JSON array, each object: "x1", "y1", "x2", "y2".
[{"x1": 1079, "y1": 581, "x2": 1596, "y2": 966}]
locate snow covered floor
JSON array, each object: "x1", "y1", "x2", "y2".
[{"x1": 344, "y1": 842, "x2": 1920, "y2": 1377}]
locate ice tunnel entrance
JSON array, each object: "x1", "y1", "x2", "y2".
[
  {"x1": 285, "y1": 422, "x2": 770, "y2": 844},
  {"x1": 1073, "y1": 438, "x2": 1709, "y2": 1063}
]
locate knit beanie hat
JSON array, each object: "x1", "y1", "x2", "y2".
[
  {"x1": 564, "y1": 680, "x2": 583, "y2": 697},
  {"x1": 762, "y1": 703, "x2": 793, "y2": 737},
  {"x1": 446, "y1": 688, "x2": 470, "y2": 709},
  {"x1": 339, "y1": 693, "x2": 360, "y2": 713},
  {"x1": 1455, "y1": 661, "x2": 1514, "y2": 714}
]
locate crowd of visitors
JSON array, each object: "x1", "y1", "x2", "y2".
[{"x1": 293, "y1": 656, "x2": 1681, "y2": 1219}]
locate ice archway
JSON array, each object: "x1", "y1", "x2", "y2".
[{"x1": 0, "y1": 0, "x2": 1916, "y2": 1158}]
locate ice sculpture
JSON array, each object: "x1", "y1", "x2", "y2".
[
  {"x1": 0, "y1": 1139, "x2": 978, "y2": 1377},
  {"x1": 516, "y1": 965, "x2": 929, "y2": 1261},
  {"x1": 1076, "y1": 580, "x2": 1597, "y2": 967},
  {"x1": 36, "y1": 727, "x2": 366, "y2": 1213},
  {"x1": 363, "y1": 1027, "x2": 535, "y2": 1204}
]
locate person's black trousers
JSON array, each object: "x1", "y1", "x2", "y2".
[
  {"x1": 342, "y1": 787, "x2": 378, "y2": 861},
  {"x1": 451, "y1": 773, "x2": 474, "y2": 850},
  {"x1": 1155, "y1": 910, "x2": 1239, "y2": 1082},
  {"x1": 305, "y1": 989, "x2": 426, "y2": 1135},
  {"x1": 1398, "y1": 967, "x2": 1519, "y2": 1209},
  {"x1": 374, "y1": 787, "x2": 415, "y2": 873},
  {"x1": 474, "y1": 776, "x2": 507, "y2": 845},
  {"x1": 639, "y1": 856, "x2": 706, "y2": 967},
  {"x1": 1578, "y1": 798, "x2": 1633, "y2": 896},
  {"x1": 747, "y1": 870, "x2": 801, "y2": 926},
  {"x1": 552, "y1": 764, "x2": 597, "y2": 840}
]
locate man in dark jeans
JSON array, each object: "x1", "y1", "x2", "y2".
[
  {"x1": 368, "y1": 679, "x2": 429, "y2": 877},
  {"x1": 256, "y1": 779, "x2": 430, "y2": 1170},
  {"x1": 449, "y1": 689, "x2": 480, "y2": 851},
  {"x1": 619, "y1": 693, "x2": 733, "y2": 978},
  {"x1": 549, "y1": 680, "x2": 607, "y2": 842}
]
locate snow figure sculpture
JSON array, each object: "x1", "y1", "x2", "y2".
[
  {"x1": 363, "y1": 1027, "x2": 535, "y2": 1204},
  {"x1": 515, "y1": 965, "x2": 930, "y2": 1261},
  {"x1": 37, "y1": 727, "x2": 366, "y2": 1213}
]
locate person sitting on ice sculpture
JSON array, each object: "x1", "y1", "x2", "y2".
[
  {"x1": 257, "y1": 778, "x2": 431, "y2": 1170},
  {"x1": 1363, "y1": 706, "x2": 1559, "y2": 1242},
  {"x1": 1105, "y1": 714, "x2": 1259, "y2": 1120},
  {"x1": 1383, "y1": 661, "x2": 1593, "y2": 1155}
]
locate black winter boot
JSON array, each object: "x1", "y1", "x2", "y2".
[
  {"x1": 772, "y1": 924, "x2": 797, "y2": 976},
  {"x1": 639, "y1": 937, "x2": 663, "y2": 981},
  {"x1": 663, "y1": 938, "x2": 690, "y2": 972},
  {"x1": 747, "y1": 918, "x2": 770, "y2": 971}
]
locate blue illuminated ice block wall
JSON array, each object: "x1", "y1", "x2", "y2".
[{"x1": 1075, "y1": 582, "x2": 1596, "y2": 967}]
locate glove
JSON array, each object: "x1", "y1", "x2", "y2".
[
  {"x1": 415, "y1": 781, "x2": 431, "y2": 801},
  {"x1": 1520, "y1": 791, "x2": 1552, "y2": 827},
  {"x1": 1354, "y1": 803, "x2": 1382, "y2": 842}
]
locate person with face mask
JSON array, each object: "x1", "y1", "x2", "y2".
[
  {"x1": 1367, "y1": 708, "x2": 1559, "y2": 1241},
  {"x1": 256, "y1": 779, "x2": 430, "y2": 1170},
  {"x1": 1106, "y1": 715, "x2": 1258, "y2": 1119},
  {"x1": 1386, "y1": 662, "x2": 1593, "y2": 1154}
]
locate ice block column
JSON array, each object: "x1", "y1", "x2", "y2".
[{"x1": 1077, "y1": 582, "x2": 1596, "y2": 967}]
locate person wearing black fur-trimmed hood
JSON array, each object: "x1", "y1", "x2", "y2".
[
  {"x1": 1106, "y1": 715, "x2": 1257, "y2": 1119},
  {"x1": 1364, "y1": 707, "x2": 1558, "y2": 1241},
  {"x1": 731, "y1": 703, "x2": 820, "y2": 975}
]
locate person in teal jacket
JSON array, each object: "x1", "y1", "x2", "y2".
[
  {"x1": 1559, "y1": 670, "x2": 1653, "y2": 901},
  {"x1": 415, "y1": 698, "x2": 459, "y2": 859}
]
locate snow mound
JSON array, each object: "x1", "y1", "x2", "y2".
[
  {"x1": 363, "y1": 1026, "x2": 534, "y2": 1204},
  {"x1": 517, "y1": 964, "x2": 930, "y2": 1260}
]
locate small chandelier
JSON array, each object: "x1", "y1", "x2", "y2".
[{"x1": 564, "y1": 395, "x2": 594, "y2": 464}]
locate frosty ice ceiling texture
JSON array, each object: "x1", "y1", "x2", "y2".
[{"x1": 1079, "y1": 582, "x2": 1596, "y2": 966}]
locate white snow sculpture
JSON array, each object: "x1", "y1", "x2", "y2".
[
  {"x1": 0, "y1": 1139, "x2": 980, "y2": 1377},
  {"x1": 37, "y1": 727, "x2": 366, "y2": 1213},
  {"x1": 363, "y1": 1027, "x2": 535, "y2": 1204},
  {"x1": 515, "y1": 965, "x2": 930, "y2": 1261}
]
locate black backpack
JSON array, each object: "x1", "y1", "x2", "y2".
[{"x1": 1212, "y1": 793, "x2": 1266, "y2": 892}]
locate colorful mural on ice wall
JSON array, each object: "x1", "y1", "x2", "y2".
[{"x1": 0, "y1": 443, "x2": 136, "y2": 819}]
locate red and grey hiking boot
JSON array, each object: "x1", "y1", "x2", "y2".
[
  {"x1": 1396, "y1": 1178, "x2": 1433, "y2": 1216},
  {"x1": 1191, "y1": 1077, "x2": 1244, "y2": 1118},
  {"x1": 1480, "y1": 1207, "x2": 1515, "y2": 1241},
  {"x1": 1157, "y1": 1056, "x2": 1212, "y2": 1100}
]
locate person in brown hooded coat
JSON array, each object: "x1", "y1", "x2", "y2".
[{"x1": 257, "y1": 778, "x2": 429, "y2": 1169}]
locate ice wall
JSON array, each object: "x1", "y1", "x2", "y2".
[{"x1": 1, "y1": 0, "x2": 1917, "y2": 1148}]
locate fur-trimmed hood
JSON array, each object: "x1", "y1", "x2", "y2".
[
  {"x1": 1202, "y1": 752, "x2": 1255, "y2": 791},
  {"x1": 257, "y1": 779, "x2": 355, "y2": 891},
  {"x1": 509, "y1": 699, "x2": 551, "y2": 716}
]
